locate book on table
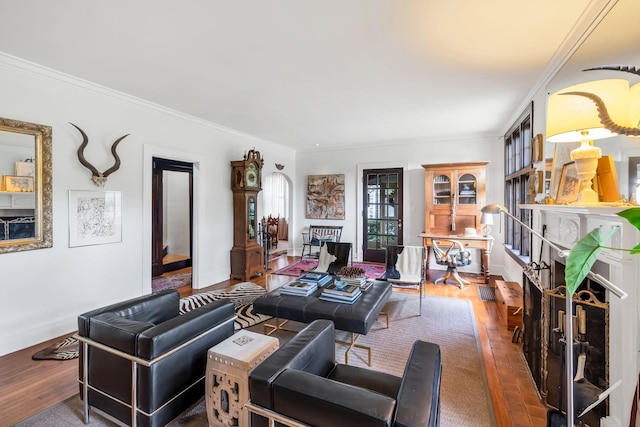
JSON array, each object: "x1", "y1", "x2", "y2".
[
  {"x1": 359, "y1": 280, "x2": 373, "y2": 292},
  {"x1": 279, "y1": 280, "x2": 318, "y2": 296},
  {"x1": 319, "y1": 291, "x2": 362, "y2": 304},
  {"x1": 322, "y1": 282, "x2": 361, "y2": 297},
  {"x1": 298, "y1": 271, "x2": 332, "y2": 286},
  {"x1": 338, "y1": 276, "x2": 367, "y2": 286}
]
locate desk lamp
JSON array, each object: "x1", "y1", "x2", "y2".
[
  {"x1": 480, "y1": 212, "x2": 493, "y2": 237},
  {"x1": 546, "y1": 79, "x2": 627, "y2": 204}
]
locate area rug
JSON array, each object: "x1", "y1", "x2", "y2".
[
  {"x1": 273, "y1": 259, "x2": 386, "y2": 280},
  {"x1": 20, "y1": 292, "x2": 495, "y2": 427},
  {"x1": 180, "y1": 282, "x2": 272, "y2": 330},
  {"x1": 152, "y1": 271, "x2": 192, "y2": 292},
  {"x1": 31, "y1": 282, "x2": 270, "y2": 361}
]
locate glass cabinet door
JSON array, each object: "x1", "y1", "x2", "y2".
[
  {"x1": 433, "y1": 174, "x2": 451, "y2": 204},
  {"x1": 457, "y1": 173, "x2": 477, "y2": 204},
  {"x1": 248, "y1": 196, "x2": 256, "y2": 239}
]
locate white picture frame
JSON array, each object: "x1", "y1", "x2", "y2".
[
  {"x1": 69, "y1": 190, "x2": 122, "y2": 247},
  {"x1": 549, "y1": 142, "x2": 580, "y2": 202},
  {"x1": 15, "y1": 161, "x2": 36, "y2": 177}
]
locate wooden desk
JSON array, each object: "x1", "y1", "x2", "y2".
[{"x1": 419, "y1": 232, "x2": 494, "y2": 284}]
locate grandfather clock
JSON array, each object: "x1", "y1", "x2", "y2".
[{"x1": 230, "y1": 148, "x2": 265, "y2": 280}]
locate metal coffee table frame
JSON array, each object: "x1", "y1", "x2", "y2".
[{"x1": 254, "y1": 281, "x2": 392, "y2": 366}]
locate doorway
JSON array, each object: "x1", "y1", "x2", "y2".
[
  {"x1": 151, "y1": 157, "x2": 194, "y2": 278},
  {"x1": 362, "y1": 168, "x2": 403, "y2": 263},
  {"x1": 262, "y1": 172, "x2": 291, "y2": 257}
]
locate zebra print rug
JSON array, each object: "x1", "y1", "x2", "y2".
[
  {"x1": 31, "y1": 282, "x2": 270, "y2": 360},
  {"x1": 180, "y1": 281, "x2": 272, "y2": 330}
]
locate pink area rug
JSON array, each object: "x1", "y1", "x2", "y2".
[
  {"x1": 273, "y1": 259, "x2": 386, "y2": 280},
  {"x1": 152, "y1": 272, "x2": 191, "y2": 292}
]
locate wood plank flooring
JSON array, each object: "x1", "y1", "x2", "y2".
[{"x1": 0, "y1": 255, "x2": 548, "y2": 426}]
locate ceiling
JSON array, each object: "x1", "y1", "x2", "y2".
[{"x1": 0, "y1": 1, "x2": 612, "y2": 151}]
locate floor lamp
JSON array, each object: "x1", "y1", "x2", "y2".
[{"x1": 481, "y1": 204, "x2": 626, "y2": 426}]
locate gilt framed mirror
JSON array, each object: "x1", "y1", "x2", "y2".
[{"x1": 0, "y1": 117, "x2": 52, "y2": 253}]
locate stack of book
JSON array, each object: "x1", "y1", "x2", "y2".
[
  {"x1": 339, "y1": 275, "x2": 366, "y2": 285},
  {"x1": 319, "y1": 281, "x2": 362, "y2": 304},
  {"x1": 338, "y1": 275, "x2": 373, "y2": 292},
  {"x1": 299, "y1": 271, "x2": 332, "y2": 287},
  {"x1": 279, "y1": 280, "x2": 318, "y2": 296}
]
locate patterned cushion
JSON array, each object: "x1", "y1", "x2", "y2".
[{"x1": 311, "y1": 231, "x2": 336, "y2": 245}]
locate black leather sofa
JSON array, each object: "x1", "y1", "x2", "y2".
[
  {"x1": 76, "y1": 289, "x2": 235, "y2": 427},
  {"x1": 248, "y1": 319, "x2": 442, "y2": 427}
]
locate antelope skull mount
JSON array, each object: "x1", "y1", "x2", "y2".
[{"x1": 70, "y1": 123, "x2": 129, "y2": 186}]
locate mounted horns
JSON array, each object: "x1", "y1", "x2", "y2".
[
  {"x1": 70, "y1": 123, "x2": 129, "y2": 186},
  {"x1": 561, "y1": 91, "x2": 640, "y2": 137}
]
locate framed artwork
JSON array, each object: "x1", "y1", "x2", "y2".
[
  {"x1": 15, "y1": 161, "x2": 35, "y2": 177},
  {"x1": 537, "y1": 170, "x2": 544, "y2": 193},
  {"x1": 2, "y1": 175, "x2": 34, "y2": 192},
  {"x1": 306, "y1": 174, "x2": 345, "y2": 219},
  {"x1": 69, "y1": 190, "x2": 122, "y2": 247},
  {"x1": 531, "y1": 134, "x2": 543, "y2": 163},
  {"x1": 629, "y1": 156, "x2": 640, "y2": 203},
  {"x1": 556, "y1": 162, "x2": 580, "y2": 204},
  {"x1": 549, "y1": 141, "x2": 580, "y2": 202}
]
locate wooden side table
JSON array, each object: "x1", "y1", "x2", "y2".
[{"x1": 206, "y1": 330, "x2": 279, "y2": 427}]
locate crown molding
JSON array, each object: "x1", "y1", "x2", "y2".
[
  {"x1": 0, "y1": 51, "x2": 282, "y2": 148},
  {"x1": 503, "y1": 0, "x2": 618, "y2": 131}
]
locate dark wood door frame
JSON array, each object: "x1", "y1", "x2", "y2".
[
  {"x1": 362, "y1": 168, "x2": 403, "y2": 263},
  {"x1": 151, "y1": 157, "x2": 194, "y2": 278}
]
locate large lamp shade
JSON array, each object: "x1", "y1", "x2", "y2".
[
  {"x1": 546, "y1": 79, "x2": 629, "y2": 204},
  {"x1": 546, "y1": 79, "x2": 630, "y2": 143}
]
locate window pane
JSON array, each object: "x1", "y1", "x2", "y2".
[{"x1": 433, "y1": 174, "x2": 451, "y2": 205}]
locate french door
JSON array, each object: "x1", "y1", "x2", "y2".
[{"x1": 362, "y1": 168, "x2": 403, "y2": 263}]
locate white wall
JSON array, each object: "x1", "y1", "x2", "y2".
[
  {"x1": 0, "y1": 54, "x2": 509, "y2": 357},
  {"x1": 0, "y1": 54, "x2": 296, "y2": 356},
  {"x1": 294, "y1": 138, "x2": 506, "y2": 274}
]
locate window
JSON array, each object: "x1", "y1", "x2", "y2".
[
  {"x1": 263, "y1": 172, "x2": 289, "y2": 219},
  {"x1": 504, "y1": 102, "x2": 533, "y2": 263}
]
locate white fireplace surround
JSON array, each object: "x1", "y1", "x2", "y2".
[{"x1": 523, "y1": 204, "x2": 640, "y2": 427}]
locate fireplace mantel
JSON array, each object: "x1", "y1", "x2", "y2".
[
  {"x1": 521, "y1": 204, "x2": 639, "y2": 263},
  {"x1": 520, "y1": 203, "x2": 640, "y2": 426}
]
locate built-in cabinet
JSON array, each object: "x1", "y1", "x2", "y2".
[{"x1": 422, "y1": 162, "x2": 487, "y2": 234}]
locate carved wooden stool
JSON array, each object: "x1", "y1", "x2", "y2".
[{"x1": 206, "y1": 330, "x2": 279, "y2": 427}]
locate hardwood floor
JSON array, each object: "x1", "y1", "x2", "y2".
[{"x1": 0, "y1": 254, "x2": 548, "y2": 426}]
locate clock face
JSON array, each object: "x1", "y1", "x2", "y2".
[
  {"x1": 558, "y1": 219, "x2": 579, "y2": 244},
  {"x1": 246, "y1": 163, "x2": 258, "y2": 187}
]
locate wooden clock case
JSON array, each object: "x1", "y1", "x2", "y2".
[{"x1": 230, "y1": 149, "x2": 265, "y2": 281}]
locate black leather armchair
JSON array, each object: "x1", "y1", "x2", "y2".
[
  {"x1": 248, "y1": 319, "x2": 442, "y2": 427},
  {"x1": 76, "y1": 289, "x2": 235, "y2": 427}
]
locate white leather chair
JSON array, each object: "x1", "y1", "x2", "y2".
[{"x1": 383, "y1": 245, "x2": 425, "y2": 315}]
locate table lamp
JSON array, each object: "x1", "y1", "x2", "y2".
[
  {"x1": 546, "y1": 79, "x2": 628, "y2": 204},
  {"x1": 480, "y1": 212, "x2": 493, "y2": 236}
]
